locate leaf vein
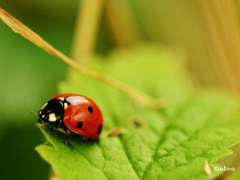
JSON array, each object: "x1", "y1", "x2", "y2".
[{"x1": 118, "y1": 136, "x2": 141, "y2": 179}]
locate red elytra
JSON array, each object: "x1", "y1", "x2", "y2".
[{"x1": 53, "y1": 94, "x2": 103, "y2": 139}]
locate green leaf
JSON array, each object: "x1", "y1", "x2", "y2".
[{"x1": 36, "y1": 45, "x2": 240, "y2": 180}]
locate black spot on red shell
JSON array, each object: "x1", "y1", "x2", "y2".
[
  {"x1": 88, "y1": 106, "x2": 93, "y2": 114},
  {"x1": 77, "y1": 121, "x2": 83, "y2": 128},
  {"x1": 97, "y1": 124, "x2": 102, "y2": 135}
]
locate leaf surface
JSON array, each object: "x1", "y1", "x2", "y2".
[{"x1": 36, "y1": 45, "x2": 240, "y2": 180}]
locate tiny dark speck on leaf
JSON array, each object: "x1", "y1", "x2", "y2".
[{"x1": 128, "y1": 116, "x2": 147, "y2": 129}]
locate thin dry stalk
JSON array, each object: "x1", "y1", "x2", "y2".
[{"x1": 0, "y1": 7, "x2": 165, "y2": 109}]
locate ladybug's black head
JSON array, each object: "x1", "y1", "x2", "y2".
[{"x1": 38, "y1": 99, "x2": 64, "y2": 124}]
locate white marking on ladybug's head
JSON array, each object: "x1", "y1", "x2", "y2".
[
  {"x1": 49, "y1": 113, "x2": 57, "y2": 122},
  {"x1": 42, "y1": 114, "x2": 45, "y2": 118},
  {"x1": 59, "y1": 97, "x2": 64, "y2": 101},
  {"x1": 64, "y1": 102, "x2": 68, "y2": 110}
]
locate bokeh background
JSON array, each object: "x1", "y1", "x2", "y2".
[{"x1": 1, "y1": 0, "x2": 240, "y2": 179}]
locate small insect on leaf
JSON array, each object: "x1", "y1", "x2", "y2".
[{"x1": 128, "y1": 116, "x2": 147, "y2": 129}]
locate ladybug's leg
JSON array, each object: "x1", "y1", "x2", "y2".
[
  {"x1": 63, "y1": 123, "x2": 73, "y2": 149},
  {"x1": 82, "y1": 136, "x2": 93, "y2": 144},
  {"x1": 49, "y1": 121, "x2": 60, "y2": 134},
  {"x1": 53, "y1": 120, "x2": 60, "y2": 131},
  {"x1": 49, "y1": 125, "x2": 54, "y2": 134}
]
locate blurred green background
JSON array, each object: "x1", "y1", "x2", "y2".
[{"x1": 1, "y1": 0, "x2": 240, "y2": 179}]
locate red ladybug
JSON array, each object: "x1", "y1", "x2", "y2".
[{"x1": 37, "y1": 94, "x2": 103, "y2": 149}]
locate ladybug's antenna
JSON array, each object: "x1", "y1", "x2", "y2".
[{"x1": 30, "y1": 111, "x2": 38, "y2": 116}]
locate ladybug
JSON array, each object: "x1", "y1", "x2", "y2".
[{"x1": 37, "y1": 94, "x2": 103, "y2": 149}]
